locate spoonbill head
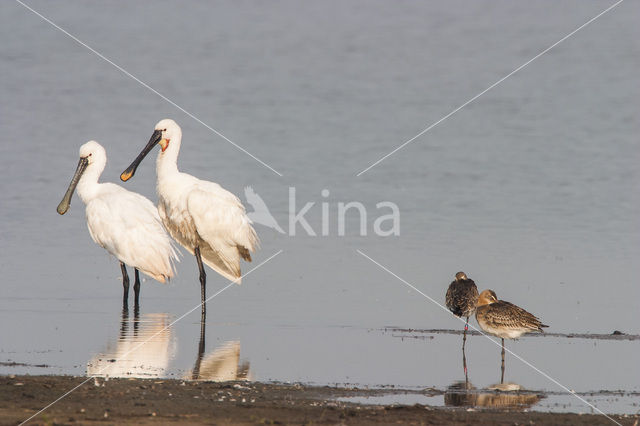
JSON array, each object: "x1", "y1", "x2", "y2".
[
  {"x1": 58, "y1": 141, "x2": 178, "y2": 310},
  {"x1": 121, "y1": 119, "x2": 181, "y2": 182},
  {"x1": 120, "y1": 119, "x2": 259, "y2": 318},
  {"x1": 57, "y1": 141, "x2": 105, "y2": 215}
]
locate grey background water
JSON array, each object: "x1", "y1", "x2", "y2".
[{"x1": 1, "y1": 0, "x2": 638, "y2": 415}]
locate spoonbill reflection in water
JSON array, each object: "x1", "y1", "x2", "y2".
[
  {"x1": 87, "y1": 311, "x2": 174, "y2": 379},
  {"x1": 120, "y1": 119, "x2": 259, "y2": 318},
  {"x1": 57, "y1": 141, "x2": 178, "y2": 309}
]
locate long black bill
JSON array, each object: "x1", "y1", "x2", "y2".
[
  {"x1": 57, "y1": 157, "x2": 89, "y2": 215},
  {"x1": 120, "y1": 129, "x2": 162, "y2": 182}
]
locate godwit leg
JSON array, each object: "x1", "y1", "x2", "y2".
[
  {"x1": 462, "y1": 344, "x2": 468, "y2": 384},
  {"x1": 462, "y1": 316, "x2": 469, "y2": 349},
  {"x1": 500, "y1": 338, "x2": 505, "y2": 384},
  {"x1": 120, "y1": 262, "x2": 129, "y2": 308},
  {"x1": 133, "y1": 268, "x2": 141, "y2": 311},
  {"x1": 195, "y1": 246, "x2": 207, "y2": 319}
]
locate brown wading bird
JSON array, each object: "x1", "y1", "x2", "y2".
[
  {"x1": 475, "y1": 289, "x2": 548, "y2": 382},
  {"x1": 445, "y1": 271, "x2": 479, "y2": 350}
]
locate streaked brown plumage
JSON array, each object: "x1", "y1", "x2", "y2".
[
  {"x1": 475, "y1": 290, "x2": 547, "y2": 339},
  {"x1": 475, "y1": 289, "x2": 548, "y2": 383},
  {"x1": 446, "y1": 272, "x2": 479, "y2": 319},
  {"x1": 446, "y1": 271, "x2": 479, "y2": 351}
]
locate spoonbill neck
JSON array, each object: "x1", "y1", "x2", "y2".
[
  {"x1": 76, "y1": 162, "x2": 104, "y2": 204},
  {"x1": 156, "y1": 136, "x2": 181, "y2": 179}
]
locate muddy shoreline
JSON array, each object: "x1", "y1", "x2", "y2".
[{"x1": 1, "y1": 375, "x2": 636, "y2": 425}]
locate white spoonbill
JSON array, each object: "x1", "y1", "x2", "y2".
[
  {"x1": 57, "y1": 141, "x2": 178, "y2": 309},
  {"x1": 120, "y1": 119, "x2": 259, "y2": 317}
]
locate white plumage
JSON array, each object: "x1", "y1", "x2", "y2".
[
  {"x1": 57, "y1": 141, "x2": 178, "y2": 305},
  {"x1": 87, "y1": 313, "x2": 174, "y2": 378},
  {"x1": 120, "y1": 120, "x2": 259, "y2": 314},
  {"x1": 157, "y1": 171, "x2": 258, "y2": 283},
  {"x1": 187, "y1": 341, "x2": 250, "y2": 381}
]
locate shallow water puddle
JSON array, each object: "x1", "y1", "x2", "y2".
[
  {"x1": 2, "y1": 308, "x2": 637, "y2": 416},
  {"x1": 337, "y1": 391, "x2": 640, "y2": 415}
]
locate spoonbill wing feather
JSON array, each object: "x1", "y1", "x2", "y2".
[
  {"x1": 85, "y1": 184, "x2": 178, "y2": 283},
  {"x1": 186, "y1": 186, "x2": 259, "y2": 284}
]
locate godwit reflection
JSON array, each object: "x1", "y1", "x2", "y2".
[
  {"x1": 461, "y1": 345, "x2": 469, "y2": 385},
  {"x1": 445, "y1": 380, "x2": 543, "y2": 409},
  {"x1": 87, "y1": 310, "x2": 174, "y2": 378}
]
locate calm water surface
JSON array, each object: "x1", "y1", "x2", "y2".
[{"x1": 1, "y1": 0, "x2": 638, "y2": 416}]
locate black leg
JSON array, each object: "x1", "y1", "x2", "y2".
[
  {"x1": 195, "y1": 246, "x2": 206, "y2": 318},
  {"x1": 133, "y1": 307, "x2": 140, "y2": 335},
  {"x1": 192, "y1": 317, "x2": 206, "y2": 380},
  {"x1": 120, "y1": 262, "x2": 129, "y2": 308},
  {"x1": 120, "y1": 306, "x2": 129, "y2": 338},
  {"x1": 501, "y1": 338, "x2": 505, "y2": 384},
  {"x1": 133, "y1": 268, "x2": 141, "y2": 312}
]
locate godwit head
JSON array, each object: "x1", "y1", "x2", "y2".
[
  {"x1": 477, "y1": 289, "x2": 499, "y2": 307},
  {"x1": 455, "y1": 271, "x2": 468, "y2": 281}
]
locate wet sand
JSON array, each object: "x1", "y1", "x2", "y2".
[
  {"x1": 1, "y1": 376, "x2": 636, "y2": 425},
  {"x1": 385, "y1": 327, "x2": 640, "y2": 341}
]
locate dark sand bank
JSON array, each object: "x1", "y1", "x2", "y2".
[{"x1": 1, "y1": 376, "x2": 636, "y2": 425}]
